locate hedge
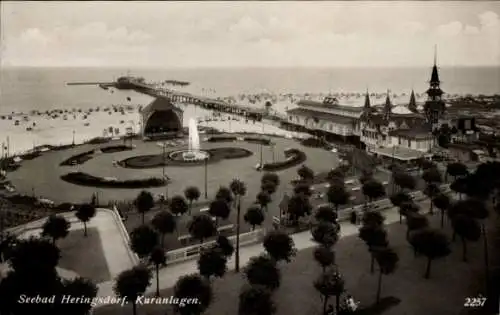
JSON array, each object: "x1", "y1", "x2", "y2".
[
  {"x1": 61, "y1": 172, "x2": 166, "y2": 188},
  {"x1": 60, "y1": 145, "x2": 133, "y2": 166},
  {"x1": 207, "y1": 136, "x2": 237, "y2": 142},
  {"x1": 243, "y1": 137, "x2": 271, "y2": 145},
  {"x1": 261, "y1": 148, "x2": 306, "y2": 171}
]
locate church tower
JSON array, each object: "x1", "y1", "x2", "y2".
[
  {"x1": 383, "y1": 89, "x2": 392, "y2": 120},
  {"x1": 408, "y1": 89, "x2": 418, "y2": 113},
  {"x1": 424, "y1": 46, "x2": 446, "y2": 127}
]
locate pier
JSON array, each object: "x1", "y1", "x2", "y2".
[{"x1": 67, "y1": 77, "x2": 269, "y2": 120}]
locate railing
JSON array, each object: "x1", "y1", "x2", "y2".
[{"x1": 165, "y1": 228, "x2": 265, "y2": 265}]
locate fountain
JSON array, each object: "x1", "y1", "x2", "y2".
[{"x1": 180, "y1": 118, "x2": 209, "y2": 161}]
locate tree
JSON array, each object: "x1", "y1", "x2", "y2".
[
  {"x1": 297, "y1": 164, "x2": 315, "y2": 182},
  {"x1": 244, "y1": 205, "x2": 265, "y2": 230},
  {"x1": 256, "y1": 191, "x2": 271, "y2": 211},
  {"x1": 208, "y1": 199, "x2": 231, "y2": 227},
  {"x1": 423, "y1": 183, "x2": 441, "y2": 215},
  {"x1": 114, "y1": 266, "x2": 152, "y2": 315},
  {"x1": 263, "y1": 230, "x2": 297, "y2": 263},
  {"x1": 239, "y1": 285, "x2": 276, "y2": 315},
  {"x1": 261, "y1": 172, "x2": 280, "y2": 188},
  {"x1": 244, "y1": 255, "x2": 281, "y2": 290},
  {"x1": 75, "y1": 204, "x2": 96, "y2": 237},
  {"x1": 149, "y1": 246, "x2": 166, "y2": 297},
  {"x1": 390, "y1": 192, "x2": 412, "y2": 223},
  {"x1": 216, "y1": 186, "x2": 234, "y2": 204},
  {"x1": 188, "y1": 214, "x2": 217, "y2": 244},
  {"x1": 213, "y1": 235, "x2": 234, "y2": 258},
  {"x1": 361, "y1": 210, "x2": 385, "y2": 228},
  {"x1": 311, "y1": 221, "x2": 339, "y2": 248},
  {"x1": 398, "y1": 201, "x2": 420, "y2": 223},
  {"x1": 409, "y1": 228, "x2": 451, "y2": 278},
  {"x1": 451, "y1": 214, "x2": 481, "y2": 262},
  {"x1": 327, "y1": 184, "x2": 349, "y2": 212},
  {"x1": 314, "y1": 246, "x2": 335, "y2": 272},
  {"x1": 197, "y1": 247, "x2": 227, "y2": 280},
  {"x1": 293, "y1": 182, "x2": 312, "y2": 197},
  {"x1": 261, "y1": 181, "x2": 277, "y2": 195},
  {"x1": 359, "y1": 169, "x2": 374, "y2": 185},
  {"x1": 373, "y1": 247, "x2": 398, "y2": 304},
  {"x1": 59, "y1": 277, "x2": 98, "y2": 315},
  {"x1": 405, "y1": 212, "x2": 429, "y2": 240},
  {"x1": 314, "y1": 204, "x2": 338, "y2": 224},
  {"x1": 135, "y1": 190, "x2": 155, "y2": 224},
  {"x1": 393, "y1": 171, "x2": 416, "y2": 192},
  {"x1": 362, "y1": 180, "x2": 386, "y2": 207},
  {"x1": 41, "y1": 215, "x2": 70, "y2": 245},
  {"x1": 433, "y1": 193, "x2": 451, "y2": 228},
  {"x1": 287, "y1": 194, "x2": 312, "y2": 226},
  {"x1": 446, "y1": 162, "x2": 468, "y2": 183},
  {"x1": 230, "y1": 179, "x2": 247, "y2": 273},
  {"x1": 0, "y1": 238, "x2": 62, "y2": 315},
  {"x1": 173, "y1": 274, "x2": 213, "y2": 315},
  {"x1": 359, "y1": 225, "x2": 389, "y2": 273},
  {"x1": 314, "y1": 270, "x2": 345, "y2": 315},
  {"x1": 184, "y1": 186, "x2": 201, "y2": 214},
  {"x1": 151, "y1": 211, "x2": 176, "y2": 246},
  {"x1": 327, "y1": 167, "x2": 346, "y2": 185},
  {"x1": 169, "y1": 195, "x2": 189, "y2": 222},
  {"x1": 130, "y1": 225, "x2": 158, "y2": 259},
  {"x1": 450, "y1": 177, "x2": 468, "y2": 200}
]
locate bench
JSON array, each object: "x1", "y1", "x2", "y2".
[
  {"x1": 217, "y1": 224, "x2": 234, "y2": 235},
  {"x1": 178, "y1": 234, "x2": 192, "y2": 246},
  {"x1": 345, "y1": 179, "x2": 356, "y2": 185},
  {"x1": 351, "y1": 187, "x2": 361, "y2": 191},
  {"x1": 186, "y1": 247, "x2": 200, "y2": 257},
  {"x1": 199, "y1": 207, "x2": 210, "y2": 213}
]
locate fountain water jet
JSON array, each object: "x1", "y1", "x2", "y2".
[{"x1": 181, "y1": 118, "x2": 209, "y2": 161}]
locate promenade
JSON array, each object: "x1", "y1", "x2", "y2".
[{"x1": 96, "y1": 198, "x2": 433, "y2": 299}]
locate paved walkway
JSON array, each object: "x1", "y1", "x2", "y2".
[
  {"x1": 13, "y1": 209, "x2": 137, "y2": 279},
  {"x1": 96, "y1": 198, "x2": 434, "y2": 299}
]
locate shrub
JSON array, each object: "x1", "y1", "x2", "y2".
[
  {"x1": 61, "y1": 172, "x2": 166, "y2": 188},
  {"x1": 261, "y1": 149, "x2": 306, "y2": 171},
  {"x1": 243, "y1": 137, "x2": 271, "y2": 145},
  {"x1": 207, "y1": 136, "x2": 237, "y2": 142}
]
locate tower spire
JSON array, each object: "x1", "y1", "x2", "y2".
[
  {"x1": 408, "y1": 89, "x2": 417, "y2": 113},
  {"x1": 434, "y1": 44, "x2": 437, "y2": 66},
  {"x1": 364, "y1": 87, "x2": 371, "y2": 109},
  {"x1": 383, "y1": 89, "x2": 392, "y2": 120}
]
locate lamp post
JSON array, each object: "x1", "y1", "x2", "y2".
[
  {"x1": 204, "y1": 156, "x2": 208, "y2": 199},
  {"x1": 259, "y1": 117, "x2": 264, "y2": 167},
  {"x1": 162, "y1": 143, "x2": 169, "y2": 199},
  {"x1": 72, "y1": 130, "x2": 75, "y2": 146}
]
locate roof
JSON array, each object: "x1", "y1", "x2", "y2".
[
  {"x1": 287, "y1": 108, "x2": 356, "y2": 125},
  {"x1": 388, "y1": 127, "x2": 433, "y2": 139},
  {"x1": 141, "y1": 97, "x2": 182, "y2": 116},
  {"x1": 296, "y1": 100, "x2": 364, "y2": 113},
  {"x1": 369, "y1": 146, "x2": 432, "y2": 161}
]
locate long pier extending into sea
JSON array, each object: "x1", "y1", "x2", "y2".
[{"x1": 67, "y1": 77, "x2": 271, "y2": 120}]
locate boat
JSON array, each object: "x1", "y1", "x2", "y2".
[{"x1": 99, "y1": 84, "x2": 109, "y2": 90}]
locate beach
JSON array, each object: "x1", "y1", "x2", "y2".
[{"x1": 1, "y1": 66, "x2": 499, "y2": 155}]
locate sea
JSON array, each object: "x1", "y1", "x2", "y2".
[{"x1": 0, "y1": 66, "x2": 499, "y2": 154}]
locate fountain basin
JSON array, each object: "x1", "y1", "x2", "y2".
[{"x1": 169, "y1": 149, "x2": 210, "y2": 162}]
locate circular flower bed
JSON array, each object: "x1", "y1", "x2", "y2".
[
  {"x1": 60, "y1": 172, "x2": 167, "y2": 188},
  {"x1": 60, "y1": 145, "x2": 134, "y2": 166},
  {"x1": 260, "y1": 148, "x2": 306, "y2": 171},
  {"x1": 119, "y1": 147, "x2": 253, "y2": 169}
]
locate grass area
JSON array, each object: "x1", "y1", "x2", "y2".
[
  {"x1": 57, "y1": 227, "x2": 111, "y2": 283},
  {"x1": 95, "y1": 211, "x2": 492, "y2": 315}
]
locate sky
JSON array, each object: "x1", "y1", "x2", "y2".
[{"x1": 1, "y1": 1, "x2": 499, "y2": 68}]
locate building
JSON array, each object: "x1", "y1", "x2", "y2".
[
  {"x1": 284, "y1": 97, "x2": 363, "y2": 145},
  {"x1": 284, "y1": 48, "x2": 470, "y2": 166},
  {"x1": 140, "y1": 97, "x2": 184, "y2": 139}
]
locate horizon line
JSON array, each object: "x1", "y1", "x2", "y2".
[{"x1": 2, "y1": 65, "x2": 500, "y2": 69}]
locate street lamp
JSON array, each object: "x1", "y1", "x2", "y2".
[
  {"x1": 72, "y1": 130, "x2": 75, "y2": 146},
  {"x1": 259, "y1": 116, "x2": 265, "y2": 167},
  {"x1": 204, "y1": 156, "x2": 208, "y2": 199},
  {"x1": 162, "y1": 143, "x2": 169, "y2": 199}
]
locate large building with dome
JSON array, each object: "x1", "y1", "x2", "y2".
[{"x1": 284, "y1": 53, "x2": 476, "y2": 163}]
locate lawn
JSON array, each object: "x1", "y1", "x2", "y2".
[
  {"x1": 95, "y1": 211, "x2": 493, "y2": 315},
  {"x1": 57, "y1": 227, "x2": 112, "y2": 283}
]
